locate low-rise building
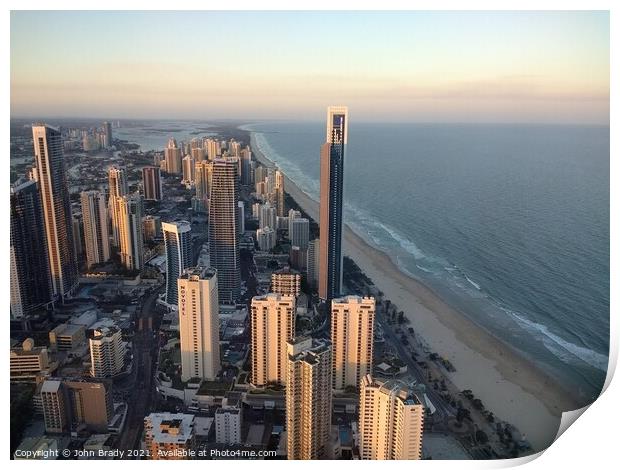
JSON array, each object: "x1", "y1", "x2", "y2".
[{"x1": 144, "y1": 413, "x2": 195, "y2": 460}]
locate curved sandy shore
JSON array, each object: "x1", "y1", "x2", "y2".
[{"x1": 249, "y1": 132, "x2": 581, "y2": 451}]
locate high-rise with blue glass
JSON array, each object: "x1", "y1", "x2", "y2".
[
  {"x1": 163, "y1": 220, "x2": 193, "y2": 306},
  {"x1": 319, "y1": 106, "x2": 348, "y2": 302}
]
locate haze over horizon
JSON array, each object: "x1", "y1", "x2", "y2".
[{"x1": 11, "y1": 11, "x2": 609, "y2": 124}]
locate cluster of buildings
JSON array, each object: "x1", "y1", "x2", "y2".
[{"x1": 10, "y1": 107, "x2": 427, "y2": 460}]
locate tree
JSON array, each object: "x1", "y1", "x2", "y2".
[{"x1": 476, "y1": 430, "x2": 489, "y2": 445}]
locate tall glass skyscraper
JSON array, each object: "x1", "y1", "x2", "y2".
[
  {"x1": 318, "y1": 106, "x2": 348, "y2": 302},
  {"x1": 209, "y1": 158, "x2": 241, "y2": 304},
  {"x1": 162, "y1": 220, "x2": 193, "y2": 306},
  {"x1": 32, "y1": 124, "x2": 78, "y2": 300},
  {"x1": 10, "y1": 180, "x2": 53, "y2": 318}
]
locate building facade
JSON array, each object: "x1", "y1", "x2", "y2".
[
  {"x1": 164, "y1": 138, "x2": 183, "y2": 175},
  {"x1": 318, "y1": 106, "x2": 348, "y2": 302},
  {"x1": 250, "y1": 294, "x2": 296, "y2": 387},
  {"x1": 89, "y1": 327, "x2": 125, "y2": 378},
  {"x1": 108, "y1": 166, "x2": 128, "y2": 247},
  {"x1": 10, "y1": 180, "x2": 52, "y2": 318},
  {"x1": 359, "y1": 375, "x2": 425, "y2": 460},
  {"x1": 178, "y1": 267, "x2": 221, "y2": 381},
  {"x1": 331, "y1": 296, "x2": 375, "y2": 390},
  {"x1": 270, "y1": 267, "x2": 301, "y2": 298},
  {"x1": 162, "y1": 221, "x2": 192, "y2": 306},
  {"x1": 80, "y1": 190, "x2": 111, "y2": 268},
  {"x1": 116, "y1": 194, "x2": 144, "y2": 271},
  {"x1": 142, "y1": 166, "x2": 163, "y2": 201},
  {"x1": 32, "y1": 125, "x2": 79, "y2": 299},
  {"x1": 208, "y1": 158, "x2": 241, "y2": 303},
  {"x1": 286, "y1": 337, "x2": 332, "y2": 460}
]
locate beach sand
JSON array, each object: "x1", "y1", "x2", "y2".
[{"x1": 249, "y1": 133, "x2": 581, "y2": 452}]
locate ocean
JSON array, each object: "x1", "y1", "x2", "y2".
[
  {"x1": 116, "y1": 119, "x2": 609, "y2": 404},
  {"x1": 244, "y1": 121, "x2": 610, "y2": 404}
]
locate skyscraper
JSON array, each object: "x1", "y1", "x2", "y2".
[
  {"x1": 162, "y1": 221, "x2": 192, "y2": 306},
  {"x1": 164, "y1": 138, "x2": 183, "y2": 175},
  {"x1": 331, "y1": 296, "x2": 375, "y2": 391},
  {"x1": 286, "y1": 337, "x2": 332, "y2": 460},
  {"x1": 359, "y1": 375, "x2": 425, "y2": 460},
  {"x1": 178, "y1": 267, "x2": 221, "y2": 381},
  {"x1": 142, "y1": 166, "x2": 162, "y2": 201},
  {"x1": 10, "y1": 180, "x2": 52, "y2": 319},
  {"x1": 306, "y1": 238, "x2": 320, "y2": 288},
  {"x1": 32, "y1": 124, "x2": 78, "y2": 299},
  {"x1": 275, "y1": 169, "x2": 285, "y2": 217},
  {"x1": 259, "y1": 202, "x2": 277, "y2": 230},
  {"x1": 206, "y1": 138, "x2": 219, "y2": 160},
  {"x1": 195, "y1": 160, "x2": 212, "y2": 208},
  {"x1": 191, "y1": 146, "x2": 206, "y2": 163},
  {"x1": 318, "y1": 106, "x2": 348, "y2": 302},
  {"x1": 116, "y1": 194, "x2": 144, "y2": 271},
  {"x1": 182, "y1": 155, "x2": 195, "y2": 187},
  {"x1": 80, "y1": 190, "x2": 111, "y2": 268},
  {"x1": 108, "y1": 166, "x2": 128, "y2": 247},
  {"x1": 291, "y1": 217, "x2": 310, "y2": 251},
  {"x1": 108, "y1": 166, "x2": 129, "y2": 199},
  {"x1": 240, "y1": 146, "x2": 253, "y2": 186},
  {"x1": 103, "y1": 121, "x2": 112, "y2": 148},
  {"x1": 250, "y1": 293, "x2": 296, "y2": 387},
  {"x1": 209, "y1": 158, "x2": 241, "y2": 304}
]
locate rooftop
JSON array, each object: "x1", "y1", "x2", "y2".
[
  {"x1": 180, "y1": 266, "x2": 217, "y2": 281},
  {"x1": 146, "y1": 413, "x2": 194, "y2": 444}
]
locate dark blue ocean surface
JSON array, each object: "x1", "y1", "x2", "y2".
[{"x1": 245, "y1": 121, "x2": 609, "y2": 403}]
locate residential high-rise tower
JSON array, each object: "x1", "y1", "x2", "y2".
[
  {"x1": 208, "y1": 158, "x2": 241, "y2": 303},
  {"x1": 331, "y1": 296, "x2": 375, "y2": 390},
  {"x1": 359, "y1": 375, "x2": 425, "y2": 460},
  {"x1": 286, "y1": 337, "x2": 332, "y2": 460},
  {"x1": 250, "y1": 293, "x2": 296, "y2": 387},
  {"x1": 318, "y1": 106, "x2": 348, "y2": 302},
  {"x1": 178, "y1": 267, "x2": 221, "y2": 381},
  {"x1": 80, "y1": 190, "x2": 111, "y2": 268},
  {"x1": 10, "y1": 180, "x2": 53, "y2": 319},
  {"x1": 162, "y1": 221, "x2": 192, "y2": 306},
  {"x1": 32, "y1": 124, "x2": 78, "y2": 299}
]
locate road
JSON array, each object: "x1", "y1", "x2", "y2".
[
  {"x1": 115, "y1": 286, "x2": 163, "y2": 456},
  {"x1": 376, "y1": 312, "x2": 455, "y2": 420}
]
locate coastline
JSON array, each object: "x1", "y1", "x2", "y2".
[{"x1": 248, "y1": 130, "x2": 582, "y2": 451}]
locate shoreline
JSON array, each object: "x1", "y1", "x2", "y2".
[{"x1": 248, "y1": 130, "x2": 582, "y2": 451}]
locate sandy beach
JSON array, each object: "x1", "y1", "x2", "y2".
[{"x1": 249, "y1": 132, "x2": 581, "y2": 451}]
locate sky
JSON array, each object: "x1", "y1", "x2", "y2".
[{"x1": 10, "y1": 11, "x2": 610, "y2": 124}]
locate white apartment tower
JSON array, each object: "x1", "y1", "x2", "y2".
[
  {"x1": 286, "y1": 337, "x2": 332, "y2": 460},
  {"x1": 250, "y1": 294, "x2": 296, "y2": 387},
  {"x1": 89, "y1": 327, "x2": 126, "y2": 378},
  {"x1": 80, "y1": 190, "x2": 110, "y2": 268},
  {"x1": 215, "y1": 396, "x2": 243, "y2": 444},
  {"x1": 359, "y1": 375, "x2": 425, "y2": 460},
  {"x1": 178, "y1": 267, "x2": 221, "y2": 381},
  {"x1": 331, "y1": 296, "x2": 376, "y2": 390}
]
